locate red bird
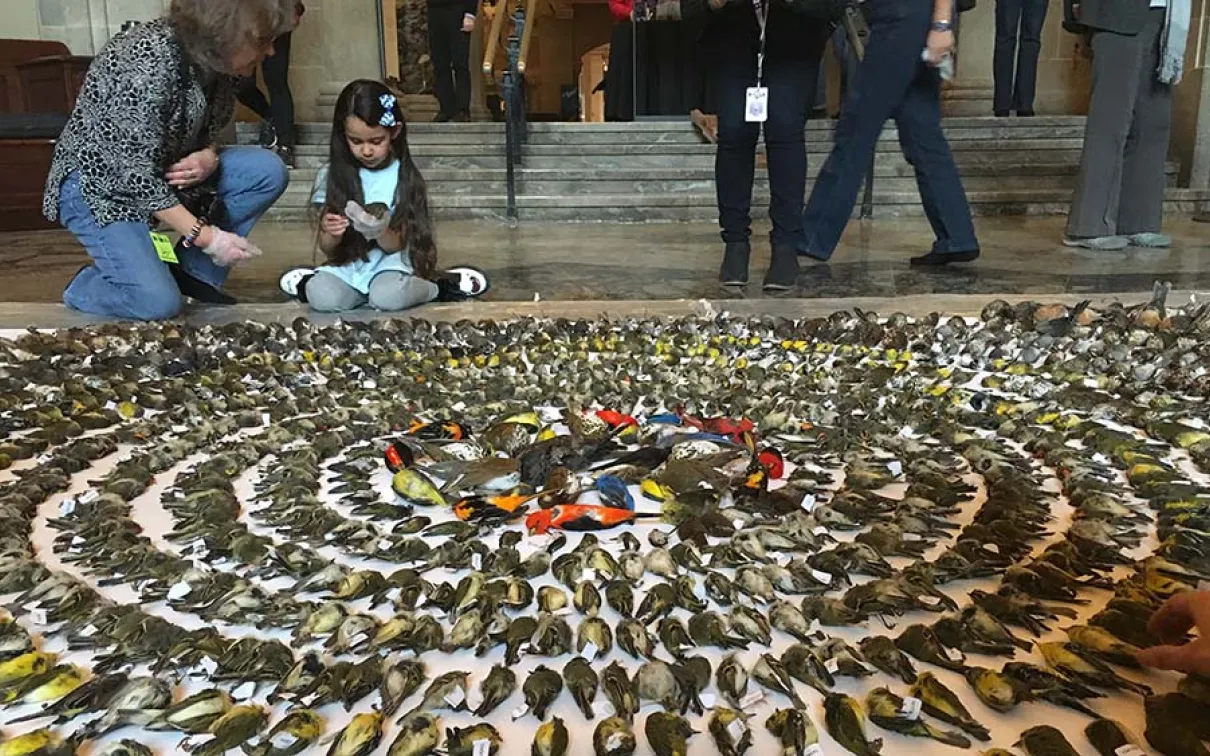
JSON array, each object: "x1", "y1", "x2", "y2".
[{"x1": 525, "y1": 504, "x2": 657, "y2": 534}]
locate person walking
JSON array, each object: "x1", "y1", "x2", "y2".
[
  {"x1": 800, "y1": 0, "x2": 980, "y2": 266},
  {"x1": 237, "y1": 1, "x2": 305, "y2": 166},
  {"x1": 1063, "y1": 0, "x2": 1190, "y2": 251},
  {"x1": 993, "y1": 0, "x2": 1048, "y2": 116},
  {"x1": 710, "y1": 0, "x2": 831, "y2": 291},
  {"x1": 429, "y1": 0, "x2": 478, "y2": 121}
]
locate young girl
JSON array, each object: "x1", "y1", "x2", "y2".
[{"x1": 279, "y1": 78, "x2": 488, "y2": 311}]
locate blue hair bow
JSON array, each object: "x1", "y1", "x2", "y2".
[{"x1": 379, "y1": 93, "x2": 398, "y2": 127}]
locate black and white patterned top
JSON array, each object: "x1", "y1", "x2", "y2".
[{"x1": 43, "y1": 19, "x2": 237, "y2": 227}]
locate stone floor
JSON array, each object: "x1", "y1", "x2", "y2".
[{"x1": 1, "y1": 215, "x2": 1207, "y2": 324}]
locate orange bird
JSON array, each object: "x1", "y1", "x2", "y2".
[{"x1": 453, "y1": 492, "x2": 541, "y2": 523}]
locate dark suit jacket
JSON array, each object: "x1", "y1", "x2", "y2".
[{"x1": 1063, "y1": 0, "x2": 1150, "y2": 34}]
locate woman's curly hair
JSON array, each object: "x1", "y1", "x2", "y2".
[{"x1": 169, "y1": 0, "x2": 296, "y2": 75}]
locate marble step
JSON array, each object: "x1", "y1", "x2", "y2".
[
  {"x1": 239, "y1": 116, "x2": 1084, "y2": 144},
  {"x1": 262, "y1": 188, "x2": 1209, "y2": 222},
  {"x1": 280, "y1": 170, "x2": 1166, "y2": 204}
]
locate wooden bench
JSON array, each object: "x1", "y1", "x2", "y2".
[{"x1": 0, "y1": 39, "x2": 92, "y2": 114}]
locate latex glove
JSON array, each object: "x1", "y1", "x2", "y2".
[
  {"x1": 203, "y1": 229, "x2": 262, "y2": 267},
  {"x1": 462, "y1": 13, "x2": 476, "y2": 31},
  {"x1": 344, "y1": 200, "x2": 390, "y2": 241}
]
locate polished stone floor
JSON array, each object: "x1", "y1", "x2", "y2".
[{"x1": 2, "y1": 216, "x2": 1207, "y2": 308}]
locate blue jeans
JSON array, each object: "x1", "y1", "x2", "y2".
[
  {"x1": 802, "y1": 0, "x2": 978, "y2": 259},
  {"x1": 60, "y1": 146, "x2": 288, "y2": 320}
]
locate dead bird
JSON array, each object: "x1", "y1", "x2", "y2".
[
  {"x1": 963, "y1": 666, "x2": 1031, "y2": 713},
  {"x1": 1145, "y1": 693, "x2": 1210, "y2": 756},
  {"x1": 533, "y1": 717, "x2": 569, "y2": 756},
  {"x1": 1038, "y1": 642, "x2": 1152, "y2": 696},
  {"x1": 824, "y1": 693, "x2": 882, "y2": 756},
  {"x1": 519, "y1": 665, "x2": 563, "y2": 720},
  {"x1": 858, "y1": 636, "x2": 917, "y2": 685},
  {"x1": 564, "y1": 656, "x2": 600, "y2": 720},
  {"x1": 895, "y1": 625, "x2": 967, "y2": 672},
  {"x1": 473, "y1": 664, "x2": 516, "y2": 717},
  {"x1": 752, "y1": 654, "x2": 805, "y2": 709},
  {"x1": 909, "y1": 672, "x2": 990, "y2": 742},
  {"x1": 1085, "y1": 718, "x2": 1144, "y2": 756},
  {"x1": 864, "y1": 687, "x2": 970, "y2": 749},
  {"x1": 601, "y1": 661, "x2": 637, "y2": 723},
  {"x1": 644, "y1": 712, "x2": 696, "y2": 756},
  {"x1": 708, "y1": 708, "x2": 752, "y2": 756},
  {"x1": 1016, "y1": 725, "x2": 1080, "y2": 756},
  {"x1": 593, "y1": 716, "x2": 636, "y2": 756},
  {"x1": 766, "y1": 708, "x2": 820, "y2": 756}
]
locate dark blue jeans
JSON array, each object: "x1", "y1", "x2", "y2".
[
  {"x1": 714, "y1": 51, "x2": 821, "y2": 247},
  {"x1": 802, "y1": 0, "x2": 978, "y2": 258},
  {"x1": 993, "y1": 0, "x2": 1048, "y2": 113}
]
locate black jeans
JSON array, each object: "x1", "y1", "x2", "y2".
[
  {"x1": 714, "y1": 52, "x2": 821, "y2": 247},
  {"x1": 993, "y1": 0, "x2": 1048, "y2": 113},
  {"x1": 236, "y1": 32, "x2": 295, "y2": 147},
  {"x1": 802, "y1": 0, "x2": 977, "y2": 258},
  {"x1": 428, "y1": 4, "x2": 472, "y2": 117}
]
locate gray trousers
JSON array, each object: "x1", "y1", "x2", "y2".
[
  {"x1": 1067, "y1": 9, "x2": 1172, "y2": 238},
  {"x1": 307, "y1": 270, "x2": 438, "y2": 312}
]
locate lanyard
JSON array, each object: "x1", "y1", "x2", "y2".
[{"x1": 753, "y1": 0, "x2": 770, "y2": 85}]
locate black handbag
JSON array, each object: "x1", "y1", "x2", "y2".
[{"x1": 957, "y1": 0, "x2": 976, "y2": 12}]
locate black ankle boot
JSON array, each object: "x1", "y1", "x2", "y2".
[
  {"x1": 719, "y1": 242, "x2": 751, "y2": 286},
  {"x1": 763, "y1": 243, "x2": 800, "y2": 291},
  {"x1": 169, "y1": 263, "x2": 236, "y2": 305}
]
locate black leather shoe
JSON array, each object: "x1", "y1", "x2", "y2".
[
  {"x1": 909, "y1": 249, "x2": 980, "y2": 267},
  {"x1": 763, "y1": 243, "x2": 800, "y2": 291},
  {"x1": 719, "y1": 242, "x2": 750, "y2": 286},
  {"x1": 169, "y1": 263, "x2": 237, "y2": 305}
]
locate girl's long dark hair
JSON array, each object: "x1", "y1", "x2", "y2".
[{"x1": 319, "y1": 79, "x2": 436, "y2": 278}]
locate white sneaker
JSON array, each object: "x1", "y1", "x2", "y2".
[
  {"x1": 279, "y1": 267, "x2": 314, "y2": 298},
  {"x1": 444, "y1": 266, "x2": 490, "y2": 297}
]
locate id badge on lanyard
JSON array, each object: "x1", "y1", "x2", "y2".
[{"x1": 745, "y1": 0, "x2": 770, "y2": 122}]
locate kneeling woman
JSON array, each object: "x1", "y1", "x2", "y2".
[
  {"x1": 44, "y1": 0, "x2": 294, "y2": 320},
  {"x1": 279, "y1": 80, "x2": 488, "y2": 311}
]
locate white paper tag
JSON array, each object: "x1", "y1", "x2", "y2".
[
  {"x1": 29, "y1": 609, "x2": 48, "y2": 625},
  {"x1": 810, "y1": 569, "x2": 833, "y2": 585},
  {"x1": 728, "y1": 720, "x2": 747, "y2": 741},
  {"x1": 511, "y1": 704, "x2": 529, "y2": 720},
  {"x1": 812, "y1": 525, "x2": 828, "y2": 535},
  {"x1": 70, "y1": 536, "x2": 85, "y2": 548},
  {"x1": 887, "y1": 461, "x2": 903, "y2": 477},
  {"x1": 378, "y1": 539, "x2": 393, "y2": 551},
  {"x1": 745, "y1": 87, "x2": 768, "y2": 123},
  {"x1": 167, "y1": 582, "x2": 192, "y2": 600},
  {"x1": 444, "y1": 687, "x2": 466, "y2": 707},
  {"x1": 945, "y1": 647, "x2": 964, "y2": 662},
  {"x1": 262, "y1": 413, "x2": 271, "y2": 426},
  {"x1": 1115, "y1": 746, "x2": 1145, "y2": 756},
  {"x1": 700, "y1": 693, "x2": 717, "y2": 708},
  {"x1": 825, "y1": 658, "x2": 840, "y2": 674},
  {"x1": 902, "y1": 532, "x2": 924, "y2": 542},
  {"x1": 583, "y1": 641, "x2": 599, "y2": 661},
  {"x1": 471, "y1": 554, "x2": 483, "y2": 570},
  {"x1": 983, "y1": 543, "x2": 1000, "y2": 554},
  {"x1": 472, "y1": 740, "x2": 490, "y2": 756},
  {"x1": 79, "y1": 490, "x2": 100, "y2": 504},
  {"x1": 172, "y1": 425, "x2": 189, "y2": 434},
  {"x1": 200, "y1": 658, "x2": 218, "y2": 675},
  {"x1": 270, "y1": 732, "x2": 296, "y2": 749},
  {"x1": 605, "y1": 733, "x2": 625, "y2": 752},
  {"x1": 918, "y1": 595, "x2": 942, "y2": 606},
  {"x1": 776, "y1": 554, "x2": 792, "y2": 566},
  {"x1": 466, "y1": 686, "x2": 485, "y2": 711},
  {"x1": 79, "y1": 624, "x2": 98, "y2": 638},
  {"x1": 59, "y1": 498, "x2": 76, "y2": 516},
  {"x1": 900, "y1": 696, "x2": 923, "y2": 720},
  {"x1": 104, "y1": 401, "x2": 117, "y2": 411},
  {"x1": 739, "y1": 691, "x2": 765, "y2": 708},
  {"x1": 583, "y1": 569, "x2": 597, "y2": 582},
  {"x1": 36, "y1": 454, "x2": 52, "y2": 465},
  {"x1": 233, "y1": 681, "x2": 256, "y2": 700},
  {"x1": 733, "y1": 519, "x2": 745, "y2": 531},
  {"x1": 801, "y1": 494, "x2": 817, "y2": 512},
  {"x1": 804, "y1": 744, "x2": 823, "y2": 756}
]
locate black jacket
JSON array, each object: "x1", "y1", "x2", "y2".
[
  {"x1": 1063, "y1": 0, "x2": 1150, "y2": 34},
  {"x1": 699, "y1": 0, "x2": 831, "y2": 61}
]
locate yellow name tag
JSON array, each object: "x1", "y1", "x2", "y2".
[{"x1": 150, "y1": 232, "x2": 178, "y2": 264}]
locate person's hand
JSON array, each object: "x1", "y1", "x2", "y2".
[
  {"x1": 925, "y1": 28, "x2": 955, "y2": 65},
  {"x1": 1136, "y1": 590, "x2": 1210, "y2": 676},
  {"x1": 344, "y1": 200, "x2": 390, "y2": 241},
  {"x1": 462, "y1": 13, "x2": 476, "y2": 31},
  {"x1": 708, "y1": 0, "x2": 727, "y2": 10},
  {"x1": 167, "y1": 148, "x2": 220, "y2": 189},
  {"x1": 203, "y1": 228, "x2": 261, "y2": 267},
  {"x1": 321, "y1": 212, "x2": 351, "y2": 238}
]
